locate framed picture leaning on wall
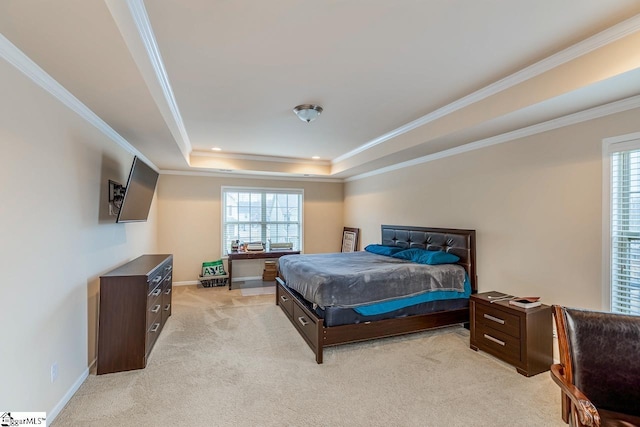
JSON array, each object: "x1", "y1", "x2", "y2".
[{"x1": 341, "y1": 227, "x2": 359, "y2": 252}]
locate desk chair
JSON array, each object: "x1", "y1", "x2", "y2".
[{"x1": 551, "y1": 305, "x2": 640, "y2": 427}]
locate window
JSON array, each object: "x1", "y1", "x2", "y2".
[
  {"x1": 222, "y1": 186, "x2": 303, "y2": 255},
  {"x1": 606, "y1": 133, "x2": 640, "y2": 315}
]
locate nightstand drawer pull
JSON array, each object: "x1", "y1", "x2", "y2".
[
  {"x1": 280, "y1": 295, "x2": 289, "y2": 303},
  {"x1": 484, "y1": 334, "x2": 506, "y2": 346},
  {"x1": 151, "y1": 304, "x2": 161, "y2": 314},
  {"x1": 298, "y1": 316, "x2": 309, "y2": 327},
  {"x1": 484, "y1": 313, "x2": 505, "y2": 324}
]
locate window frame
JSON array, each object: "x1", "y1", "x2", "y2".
[
  {"x1": 603, "y1": 131, "x2": 640, "y2": 314},
  {"x1": 221, "y1": 186, "x2": 304, "y2": 256}
]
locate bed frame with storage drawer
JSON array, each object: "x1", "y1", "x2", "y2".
[{"x1": 276, "y1": 225, "x2": 477, "y2": 364}]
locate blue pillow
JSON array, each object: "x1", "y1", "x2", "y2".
[
  {"x1": 392, "y1": 248, "x2": 460, "y2": 265},
  {"x1": 391, "y1": 248, "x2": 427, "y2": 261},
  {"x1": 364, "y1": 244, "x2": 405, "y2": 257}
]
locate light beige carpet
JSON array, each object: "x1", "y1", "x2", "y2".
[
  {"x1": 53, "y1": 285, "x2": 565, "y2": 426},
  {"x1": 239, "y1": 283, "x2": 276, "y2": 296}
]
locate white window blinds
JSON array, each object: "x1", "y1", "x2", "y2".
[
  {"x1": 611, "y1": 145, "x2": 640, "y2": 314},
  {"x1": 221, "y1": 187, "x2": 303, "y2": 255}
]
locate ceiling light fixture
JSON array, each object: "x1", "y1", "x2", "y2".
[
  {"x1": 293, "y1": 104, "x2": 323, "y2": 123},
  {"x1": 312, "y1": 156, "x2": 320, "y2": 160},
  {"x1": 211, "y1": 147, "x2": 222, "y2": 151}
]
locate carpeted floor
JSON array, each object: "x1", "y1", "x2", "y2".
[
  {"x1": 53, "y1": 285, "x2": 565, "y2": 426},
  {"x1": 238, "y1": 281, "x2": 276, "y2": 296}
]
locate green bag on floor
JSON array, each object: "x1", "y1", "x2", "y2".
[{"x1": 202, "y1": 259, "x2": 225, "y2": 276}]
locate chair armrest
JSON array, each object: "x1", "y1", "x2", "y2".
[{"x1": 550, "y1": 364, "x2": 601, "y2": 427}]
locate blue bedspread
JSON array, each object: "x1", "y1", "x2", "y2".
[
  {"x1": 353, "y1": 274, "x2": 471, "y2": 315},
  {"x1": 278, "y1": 251, "x2": 466, "y2": 309}
]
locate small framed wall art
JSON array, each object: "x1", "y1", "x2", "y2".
[{"x1": 341, "y1": 227, "x2": 360, "y2": 252}]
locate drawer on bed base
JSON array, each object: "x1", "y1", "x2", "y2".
[
  {"x1": 293, "y1": 303, "x2": 319, "y2": 350},
  {"x1": 277, "y1": 282, "x2": 295, "y2": 320}
]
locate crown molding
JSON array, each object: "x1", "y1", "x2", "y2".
[
  {"x1": 334, "y1": 13, "x2": 640, "y2": 165},
  {"x1": 346, "y1": 94, "x2": 640, "y2": 182},
  {"x1": 127, "y1": 0, "x2": 192, "y2": 157},
  {"x1": 107, "y1": 0, "x2": 192, "y2": 164},
  {"x1": 0, "y1": 33, "x2": 158, "y2": 171},
  {"x1": 160, "y1": 169, "x2": 342, "y2": 183},
  {"x1": 191, "y1": 150, "x2": 331, "y2": 166}
]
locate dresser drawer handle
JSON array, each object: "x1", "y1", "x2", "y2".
[
  {"x1": 164, "y1": 304, "x2": 170, "y2": 311},
  {"x1": 151, "y1": 304, "x2": 161, "y2": 313},
  {"x1": 165, "y1": 275, "x2": 172, "y2": 282},
  {"x1": 165, "y1": 288, "x2": 172, "y2": 295},
  {"x1": 151, "y1": 275, "x2": 162, "y2": 284},
  {"x1": 150, "y1": 323, "x2": 160, "y2": 333},
  {"x1": 280, "y1": 295, "x2": 289, "y2": 303},
  {"x1": 483, "y1": 334, "x2": 505, "y2": 346},
  {"x1": 298, "y1": 316, "x2": 309, "y2": 327},
  {"x1": 484, "y1": 313, "x2": 505, "y2": 324},
  {"x1": 151, "y1": 288, "x2": 162, "y2": 297}
]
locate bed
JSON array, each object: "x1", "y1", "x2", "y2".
[{"x1": 275, "y1": 225, "x2": 477, "y2": 363}]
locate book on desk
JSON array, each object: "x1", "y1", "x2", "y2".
[
  {"x1": 245, "y1": 242, "x2": 265, "y2": 252},
  {"x1": 269, "y1": 242, "x2": 293, "y2": 250}
]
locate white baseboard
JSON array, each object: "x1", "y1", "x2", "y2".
[
  {"x1": 48, "y1": 359, "x2": 94, "y2": 423},
  {"x1": 173, "y1": 280, "x2": 199, "y2": 286}
]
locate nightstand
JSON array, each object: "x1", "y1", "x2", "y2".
[{"x1": 469, "y1": 291, "x2": 552, "y2": 377}]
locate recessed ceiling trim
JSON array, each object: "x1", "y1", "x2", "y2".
[
  {"x1": 160, "y1": 169, "x2": 342, "y2": 183},
  {"x1": 345, "y1": 94, "x2": 640, "y2": 182},
  {"x1": 106, "y1": 0, "x2": 192, "y2": 164},
  {"x1": 191, "y1": 150, "x2": 331, "y2": 166},
  {"x1": 333, "y1": 13, "x2": 640, "y2": 165},
  {"x1": 0, "y1": 33, "x2": 158, "y2": 171}
]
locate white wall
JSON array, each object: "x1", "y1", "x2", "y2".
[
  {"x1": 344, "y1": 108, "x2": 640, "y2": 310},
  {"x1": 0, "y1": 57, "x2": 157, "y2": 415}
]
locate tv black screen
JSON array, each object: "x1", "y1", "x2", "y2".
[{"x1": 116, "y1": 156, "x2": 159, "y2": 223}]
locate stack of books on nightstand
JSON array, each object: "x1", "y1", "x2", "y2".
[{"x1": 262, "y1": 260, "x2": 277, "y2": 281}]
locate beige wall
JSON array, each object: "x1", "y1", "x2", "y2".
[
  {"x1": 345, "y1": 108, "x2": 640, "y2": 310},
  {"x1": 0, "y1": 60, "x2": 157, "y2": 413},
  {"x1": 157, "y1": 174, "x2": 343, "y2": 282}
]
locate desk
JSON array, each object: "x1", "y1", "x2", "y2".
[{"x1": 227, "y1": 250, "x2": 300, "y2": 290}]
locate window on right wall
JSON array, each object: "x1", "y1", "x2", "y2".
[{"x1": 606, "y1": 132, "x2": 640, "y2": 315}]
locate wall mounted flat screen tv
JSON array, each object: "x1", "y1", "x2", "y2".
[{"x1": 116, "y1": 156, "x2": 159, "y2": 223}]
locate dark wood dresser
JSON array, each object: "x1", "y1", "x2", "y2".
[
  {"x1": 470, "y1": 291, "x2": 552, "y2": 377},
  {"x1": 97, "y1": 254, "x2": 173, "y2": 375}
]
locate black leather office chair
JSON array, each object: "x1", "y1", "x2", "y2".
[{"x1": 551, "y1": 305, "x2": 640, "y2": 427}]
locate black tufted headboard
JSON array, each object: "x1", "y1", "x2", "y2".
[{"x1": 381, "y1": 225, "x2": 477, "y2": 293}]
